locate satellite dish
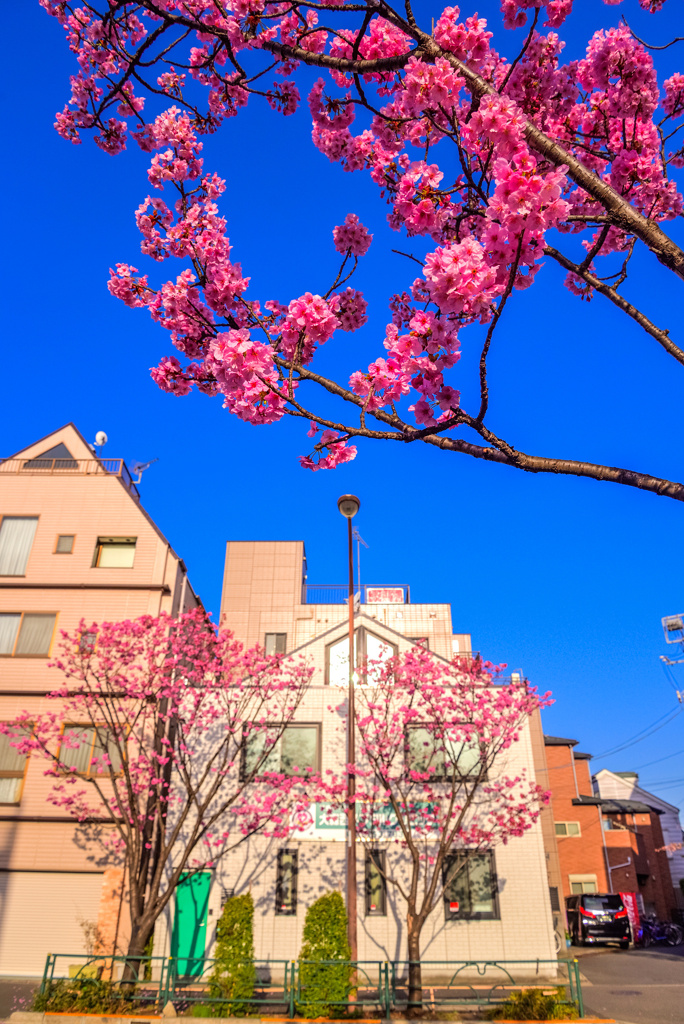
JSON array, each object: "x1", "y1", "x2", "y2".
[{"x1": 95, "y1": 431, "x2": 108, "y2": 447}]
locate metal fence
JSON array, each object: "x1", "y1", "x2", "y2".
[{"x1": 40, "y1": 954, "x2": 583, "y2": 1018}]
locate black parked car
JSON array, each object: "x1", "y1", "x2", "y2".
[{"x1": 566, "y1": 893, "x2": 631, "y2": 948}]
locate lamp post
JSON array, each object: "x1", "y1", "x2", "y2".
[{"x1": 337, "y1": 494, "x2": 360, "y2": 966}]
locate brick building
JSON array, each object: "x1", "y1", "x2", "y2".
[
  {"x1": 152, "y1": 540, "x2": 558, "y2": 968},
  {"x1": 0, "y1": 424, "x2": 199, "y2": 975},
  {"x1": 542, "y1": 735, "x2": 679, "y2": 925},
  {"x1": 543, "y1": 736, "x2": 609, "y2": 901},
  {"x1": 594, "y1": 769, "x2": 681, "y2": 919}
]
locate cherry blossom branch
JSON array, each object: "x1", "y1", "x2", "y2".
[{"x1": 543, "y1": 244, "x2": 684, "y2": 365}]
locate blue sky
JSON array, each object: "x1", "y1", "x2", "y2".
[{"x1": 3, "y1": 1, "x2": 684, "y2": 810}]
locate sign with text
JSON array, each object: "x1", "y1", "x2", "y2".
[{"x1": 366, "y1": 587, "x2": 404, "y2": 604}]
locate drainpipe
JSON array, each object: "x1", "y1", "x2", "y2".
[{"x1": 570, "y1": 748, "x2": 580, "y2": 799}]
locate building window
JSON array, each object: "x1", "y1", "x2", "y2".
[
  {"x1": 555, "y1": 822, "x2": 581, "y2": 837},
  {"x1": 79, "y1": 631, "x2": 97, "y2": 655},
  {"x1": 365, "y1": 849, "x2": 387, "y2": 916},
  {"x1": 55, "y1": 534, "x2": 75, "y2": 554},
  {"x1": 93, "y1": 537, "x2": 136, "y2": 568},
  {"x1": 569, "y1": 874, "x2": 598, "y2": 894},
  {"x1": 406, "y1": 725, "x2": 482, "y2": 780},
  {"x1": 0, "y1": 729, "x2": 29, "y2": 804},
  {"x1": 0, "y1": 517, "x2": 38, "y2": 576},
  {"x1": 276, "y1": 849, "x2": 298, "y2": 915},
  {"x1": 58, "y1": 725, "x2": 123, "y2": 776},
  {"x1": 242, "y1": 724, "x2": 320, "y2": 779},
  {"x1": 326, "y1": 628, "x2": 397, "y2": 686},
  {"x1": 549, "y1": 886, "x2": 561, "y2": 912},
  {"x1": 442, "y1": 852, "x2": 499, "y2": 920},
  {"x1": 0, "y1": 613, "x2": 57, "y2": 657},
  {"x1": 265, "y1": 633, "x2": 287, "y2": 656},
  {"x1": 409, "y1": 637, "x2": 430, "y2": 650}
]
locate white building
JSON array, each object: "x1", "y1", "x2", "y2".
[{"x1": 153, "y1": 541, "x2": 557, "y2": 970}]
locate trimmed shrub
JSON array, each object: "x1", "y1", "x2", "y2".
[
  {"x1": 32, "y1": 979, "x2": 133, "y2": 1015},
  {"x1": 209, "y1": 893, "x2": 256, "y2": 1016},
  {"x1": 487, "y1": 986, "x2": 579, "y2": 1020},
  {"x1": 297, "y1": 891, "x2": 352, "y2": 1018}
]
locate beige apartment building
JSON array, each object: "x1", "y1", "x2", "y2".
[
  {"x1": 152, "y1": 541, "x2": 558, "y2": 969},
  {"x1": 0, "y1": 424, "x2": 198, "y2": 976}
]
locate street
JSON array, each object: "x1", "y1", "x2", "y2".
[{"x1": 575, "y1": 943, "x2": 684, "y2": 1024}]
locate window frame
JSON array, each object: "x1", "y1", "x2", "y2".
[
  {"x1": 275, "y1": 848, "x2": 298, "y2": 916},
  {"x1": 0, "y1": 515, "x2": 39, "y2": 577},
  {"x1": 442, "y1": 851, "x2": 500, "y2": 921},
  {"x1": 58, "y1": 723, "x2": 125, "y2": 778},
  {"x1": 92, "y1": 537, "x2": 137, "y2": 569},
  {"x1": 0, "y1": 725, "x2": 31, "y2": 806},
  {"x1": 240, "y1": 722, "x2": 321, "y2": 781},
  {"x1": 264, "y1": 633, "x2": 287, "y2": 656},
  {"x1": 555, "y1": 822, "x2": 581, "y2": 837},
  {"x1": 365, "y1": 848, "x2": 387, "y2": 917},
  {"x1": 405, "y1": 724, "x2": 485, "y2": 782},
  {"x1": 0, "y1": 611, "x2": 58, "y2": 658},
  {"x1": 54, "y1": 534, "x2": 75, "y2": 554},
  {"x1": 569, "y1": 874, "x2": 598, "y2": 895},
  {"x1": 408, "y1": 637, "x2": 430, "y2": 650},
  {"x1": 325, "y1": 626, "x2": 398, "y2": 686}
]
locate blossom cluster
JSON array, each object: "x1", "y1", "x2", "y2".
[{"x1": 41, "y1": 0, "x2": 684, "y2": 466}]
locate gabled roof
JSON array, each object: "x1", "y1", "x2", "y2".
[
  {"x1": 574, "y1": 751, "x2": 593, "y2": 760},
  {"x1": 593, "y1": 768, "x2": 681, "y2": 815},
  {"x1": 544, "y1": 735, "x2": 578, "y2": 747},
  {"x1": 286, "y1": 612, "x2": 455, "y2": 665},
  {"x1": 4, "y1": 424, "x2": 200, "y2": 607}
]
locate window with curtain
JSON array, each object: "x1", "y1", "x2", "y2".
[
  {"x1": 59, "y1": 725, "x2": 123, "y2": 776},
  {"x1": 555, "y1": 822, "x2": 581, "y2": 836},
  {"x1": 0, "y1": 613, "x2": 56, "y2": 657},
  {"x1": 0, "y1": 517, "x2": 38, "y2": 575},
  {"x1": 55, "y1": 534, "x2": 75, "y2": 554},
  {"x1": 264, "y1": 633, "x2": 287, "y2": 655},
  {"x1": 275, "y1": 849, "x2": 298, "y2": 915},
  {"x1": 406, "y1": 725, "x2": 483, "y2": 780},
  {"x1": 365, "y1": 849, "x2": 387, "y2": 916},
  {"x1": 242, "y1": 724, "x2": 319, "y2": 779},
  {"x1": 93, "y1": 538, "x2": 136, "y2": 568},
  {"x1": 0, "y1": 729, "x2": 29, "y2": 804},
  {"x1": 442, "y1": 852, "x2": 498, "y2": 920}
]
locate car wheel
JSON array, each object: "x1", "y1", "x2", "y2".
[
  {"x1": 574, "y1": 928, "x2": 583, "y2": 947},
  {"x1": 619, "y1": 938, "x2": 629, "y2": 950}
]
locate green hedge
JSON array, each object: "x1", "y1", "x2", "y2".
[
  {"x1": 209, "y1": 893, "x2": 256, "y2": 1016},
  {"x1": 297, "y1": 891, "x2": 352, "y2": 1018}
]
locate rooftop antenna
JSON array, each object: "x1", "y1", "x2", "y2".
[
  {"x1": 130, "y1": 458, "x2": 159, "y2": 484},
  {"x1": 352, "y1": 527, "x2": 368, "y2": 602},
  {"x1": 93, "y1": 431, "x2": 108, "y2": 458}
]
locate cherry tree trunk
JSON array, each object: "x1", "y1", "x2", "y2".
[
  {"x1": 406, "y1": 923, "x2": 423, "y2": 1018},
  {"x1": 121, "y1": 921, "x2": 155, "y2": 986}
]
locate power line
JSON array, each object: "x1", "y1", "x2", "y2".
[
  {"x1": 592, "y1": 706, "x2": 683, "y2": 760},
  {"x1": 631, "y1": 746, "x2": 684, "y2": 771}
]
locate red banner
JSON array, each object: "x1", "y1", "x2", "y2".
[{"x1": 620, "y1": 891, "x2": 640, "y2": 940}]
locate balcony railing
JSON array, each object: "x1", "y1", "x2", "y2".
[
  {"x1": 303, "y1": 583, "x2": 411, "y2": 604},
  {"x1": 0, "y1": 458, "x2": 140, "y2": 499}
]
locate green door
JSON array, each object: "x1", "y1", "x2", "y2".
[{"x1": 171, "y1": 872, "x2": 211, "y2": 976}]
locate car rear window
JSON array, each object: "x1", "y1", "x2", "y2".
[{"x1": 583, "y1": 895, "x2": 624, "y2": 912}]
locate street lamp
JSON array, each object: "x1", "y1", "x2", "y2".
[{"x1": 337, "y1": 494, "x2": 360, "y2": 967}]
